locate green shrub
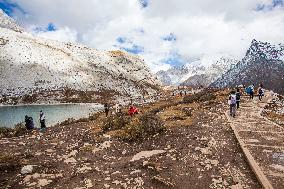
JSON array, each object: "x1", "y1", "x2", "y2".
[
  {"x1": 121, "y1": 114, "x2": 165, "y2": 141},
  {"x1": 102, "y1": 113, "x2": 131, "y2": 131}
]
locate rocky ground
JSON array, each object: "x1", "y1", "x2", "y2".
[
  {"x1": 0, "y1": 89, "x2": 263, "y2": 188},
  {"x1": 262, "y1": 94, "x2": 284, "y2": 128}
]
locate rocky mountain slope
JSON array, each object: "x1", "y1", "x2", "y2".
[
  {"x1": 0, "y1": 11, "x2": 160, "y2": 104},
  {"x1": 211, "y1": 39, "x2": 284, "y2": 94},
  {"x1": 156, "y1": 57, "x2": 238, "y2": 87},
  {"x1": 0, "y1": 9, "x2": 23, "y2": 32}
]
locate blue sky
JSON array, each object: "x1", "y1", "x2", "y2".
[
  {"x1": 0, "y1": 0, "x2": 27, "y2": 16},
  {"x1": 256, "y1": 0, "x2": 284, "y2": 11},
  {"x1": 1, "y1": 0, "x2": 284, "y2": 72}
]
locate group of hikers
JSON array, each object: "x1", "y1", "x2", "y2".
[
  {"x1": 104, "y1": 103, "x2": 139, "y2": 117},
  {"x1": 22, "y1": 84, "x2": 265, "y2": 130},
  {"x1": 24, "y1": 110, "x2": 46, "y2": 131},
  {"x1": 172, "y1": 90, "x2": 187, "y2": 97},
  {"x1": 228, "y1": 84, "x2": 265, "y2": 117}
]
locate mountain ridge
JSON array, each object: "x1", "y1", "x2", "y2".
[
  {"x1": 211, "y1": 39, "x2": 284, "y2": 94},
  {"x1": 0, "y1": 11, "x2": 160, "y2": 104},
  {"x1": 156, "y1": 57, "x2": 238, "y2": 87},
  {"x1": 0, "y1": 9, "x2": 24, "y2": 32}
]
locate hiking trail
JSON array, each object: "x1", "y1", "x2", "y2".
[{"x1": 226, "y1": 92, "x2": 284, "y2": 189}]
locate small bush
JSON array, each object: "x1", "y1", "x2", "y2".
[
  {"x1": 139, "y1": 114, "x2": 165, "y2": 135},
  {"x1": 13, "y1": 123, "x2": 28, "y2": 137},
  {"x1": 0, "y1": 123, "x2": 28, "y2": 138},
  {"x1": 121, "y1": 114, "x2": 165, "y2": 141},
  {"x1": 102, "y1": 113, "x2": 131, "y2": 131}
]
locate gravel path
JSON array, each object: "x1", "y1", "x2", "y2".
[{"x1": 226, "y1": 92, "x2": 284, "y2": 189}]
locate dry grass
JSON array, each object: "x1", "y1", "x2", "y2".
[
  {"x1": 158, "y1": 103, "x2": 198, "y2": 128},
  {"x1": 183, "y1": 90, "x2": 216, "y2": 104}
]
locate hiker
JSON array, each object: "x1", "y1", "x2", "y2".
[
  {"x1": 39, "y1": 110, "x2": 46, "y2": 130},
  {"x1": 246, "y1": 85, "x2": 254, "y2": 99},
  {"x1": 228, "y1": 90, "x2": 237, "y2": 117},
  {"x1": 236, "y1": 88, "x2": 241, "y2": 109},
  {"x1": 258, "y1": 84, "x2": 264, "y2": 101},
  {"x1": 128, "y1": 105, "x2": 139, "y2": 116},
  {"x1": 104, "y1": 103, "x2": 110, "y2": 117},
  {"x1": 25, "y1": 115, "x2": 34, "y2": 130},
  {"x1": 115, "y1": 103, "x2": 122, "y2": 114},
  {"x1": 179, "y1": 91, "x2": 183, "y2": 97}
]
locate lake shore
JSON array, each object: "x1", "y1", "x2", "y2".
[
  {"x1": 0, "y1": 102, "x2": 103, "y2": 107},
  {"x1": 0, "y1": 103, "x2": 104, "y2": 129}
]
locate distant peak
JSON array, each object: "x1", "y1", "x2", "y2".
[{"x1": 246, "y1": 39, "x2": 284, "y2": 61}]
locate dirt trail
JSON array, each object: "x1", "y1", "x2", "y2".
[{"x1": 226, "y1": 92, "x2": 284, "y2": 189}]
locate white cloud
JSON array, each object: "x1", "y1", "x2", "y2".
[
  {"x1": 30, "y1": 27, "x2": 78, "y2": 43},
  {"x1": 10, "y1": 0, "x2": 284, "y2": 73}
]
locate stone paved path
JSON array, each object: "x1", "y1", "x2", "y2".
[{"x1": 226, "y1": 93, "x2": 284, "y2": 189}]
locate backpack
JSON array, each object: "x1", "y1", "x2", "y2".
[
  {"x1": 261, "y1": 88, "x2": 265, "y2": 96},
  {"x1": 245, "y1": 87, "x2": 251, "y2": 94},
  {"x1": 230, "y1": 94, "x2": 237, "y2": 104},
  {"x1": 236, "y1": 92, "x2": 240, "y2": 101}
]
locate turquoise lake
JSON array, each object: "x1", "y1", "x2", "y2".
[{"x1": 0, "y1": 103, "x2": 103, "y2": 128}]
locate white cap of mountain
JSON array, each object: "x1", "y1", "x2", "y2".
[{"x1": 0, "y1": 9, "x2": 24, "y2": 32}]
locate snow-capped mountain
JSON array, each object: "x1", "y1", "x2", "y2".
[
  {"x1": 0, "y1": 11, "x2": 160, "y2": 103},
  {"x1": 181, "y1": 58, "x2": 238, "y2": 87},
  {"x1": 155, "y1": 64, "x2": 204, "y2": 86},
  {"x1": 156, "y1": 57, "x2": 238, "y2": 87},
  {"x1": 0, "y1": 9, "x2": 23, "y2": 32},
  {"x1": 211, "y1": 39, "x2": 284, "y2": 94}
]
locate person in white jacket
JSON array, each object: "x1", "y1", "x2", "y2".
[
  {"x1": 115, "y1": 103, "x2": 122, "y2": 113},
  {"x1": 228, "y1": 90, "x2": 237, "y2": 117},
  {"x1": 39, "y1": 110, "x2": 46, "y2": 130}
]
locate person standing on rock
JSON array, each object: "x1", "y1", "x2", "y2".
[
  {"x1": 39, "y1": 110, "x2": 46, "y2": 131},
  {"x1": 236, "y1": 88, "x2": 241, "y2": 109},
  {"x1": 228, "y1": 91, "x2": 237, "y2": 117},
  {"x1": 104, "y1": 103, "x2": 110, "y2": 117}
]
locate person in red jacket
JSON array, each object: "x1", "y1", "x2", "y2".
[{"x1": 128, "y1": 105, "x2": 139, "y2": 116}]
